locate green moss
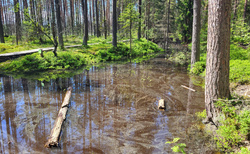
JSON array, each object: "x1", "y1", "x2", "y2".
[{"x1": 0, "y1": 39, "x2": 162, "y2": 75}]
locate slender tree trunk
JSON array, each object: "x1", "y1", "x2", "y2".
[
  {"x1": 138, "y1": 0, "x2": 141, "y2": 40},
  {"x1": 205, "y1": 0, "x2": 231, "y2": 122},
  {"x1": 89, "y1": 0, "x2": 93, "y2": 35},
  {"x1": 96, "y1": 0, "x2": 100, "y2": 37},
  {"x1": 166, "y1": 0, "x2": 170, "y2": 51},
  {"x1": 244, "y1": 0, "x2": 247, "y2": 21},
  {"x1": 51, "y1": 0, "x2": 58, "y2": 56},
  {"x1": 70, "y1": 0, "x2": 74, "y2": 34},
  {"x1": 112, "y1": 0, "x2": 117, "y2": 47},
  {"x1": 55, "y1": 0, "x2": 64, "y2": 48},
  {"x1": 29, "y1": 0, "x2": 35, "y2": 20},
  {"x1": 0, "y1": 6, "x2": 4, "y2": 43},
  {"x1": 191, "y1": 0, "x2": 201, "y2": 69},
  {"x1": 82, "y1": 0, "x2": 88, "y2": 45},
  {"x1": 14, "y1": 0, "x2": 21, "y2": 45},
  {"x1": 106, "y1": 0, "x2": 110, "y2": 35},
  {"x1": 103, "y1": 0, "x2": 107, "y2": 39},
  {"x1": 129, "y1": 5, "x2": 132, "y2": 62},
  {"x1": 92, "y1": 0, "x2": 95, "y2": 35}
]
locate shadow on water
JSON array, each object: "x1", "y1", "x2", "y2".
[{"x1": 0, "y1": 56, "x2": 212, "y2": 153}]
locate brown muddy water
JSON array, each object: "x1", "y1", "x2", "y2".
[{"x1": 0, "y1": 57, "x2": 209, "y2": 154}]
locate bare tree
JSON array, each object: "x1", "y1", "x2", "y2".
[
  {"x1": 166, "y1": 0, "x2": 170, "y2": 50},
  {"x1": 70, "y1": 0, "x2": 74, "y2": 34},
  {"x1": 0, "y1": 6, "x2": 4, "y2": 43},
  {"x1": 14, "y1": 0, "x2": 21, "y2": 45},
  {"x1": 112, "y1": 0, "x2": 117, "y2": 47},
  {"x1": 190, "y1": 0, "x2": 201, "y2": 69},
  {"x1": 103, "y1": 0, "x2": 107, "y2": 39},
  {"x1": 244, "y1": 0, "x2": 247, "y2": 21},
  {"x1": 82, "y1": 0, "x2": 88, "y2": 45},
  {"x1": 96, "y1": 0, "x2": 100, "y2": 37},
  {"x1": 205, "y1": 0, "x2": 231, "y2": 122},
  {"x1": 138, "y1": 0, "x2": 141, "y2": 40},
  {"x1": 55, "y1": 0, "x2": 64, "y2": 48}
]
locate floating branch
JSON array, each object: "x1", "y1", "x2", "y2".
[
  {"x1": 45, "y1": 87, "x2": 72, "y2": 148},
  {"x1": 181, "y1": 85, "x2": 196, "y2": 92}
]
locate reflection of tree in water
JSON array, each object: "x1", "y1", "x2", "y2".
[{"x1": 0, "y1": 61, "x2": 207, "y2": 153}]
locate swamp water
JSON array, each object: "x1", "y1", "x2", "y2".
[{"x1": 0, "y1": 57, "x2": 212, "y2": 154}]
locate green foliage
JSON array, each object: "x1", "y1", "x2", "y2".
[
  {"x1": 168, "y1": 51, "x2": 190, "y2": 66},
  {"x1": 189, "y1": 45, "x2": 250, "y2": 84},
  {"x1": 230, "y1": 60, "x2": 250, "y2": 84},
  {"x1": 166, "y1": 137, "x2": 186, "y2": 154},
  {"x1": 96, "y1": 39, "x2": 161, "y2": 62},
  {"x1": 190, "y1": 61, "x2": 206, "y2": 75},
  {"x1": 118, "y1": 3, "x2": 139, "y2": 35},
  {"x1": 0, "y1": 39, "x2": 162, "y2": 73},
  {"x1": 230, "y1": 44, "x2": 249, "y2": 60},
  {"x1": 175, "y1": 0, "x2": 193, "y2": 43},
  {"x1": 238, "y1": 147, "x2": 250, "y2": 154},
  {"x1": 231, "y1": 18, "x2": 250, "y2": 46},
  {"x1": 214, "y1": 100, "x2": 250, "y2": 151},
  {"x1": 1, "y1": 52, "x2": 87, "y2": 73},
  {"x1": 195, "y1": 110, "x2": 206, "y2": 120}
]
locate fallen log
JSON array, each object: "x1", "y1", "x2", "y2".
[
  {"x1": 181, "y1": 85, "x2": 196, "y2": 92},
  {"x1": 44, "y1": 87, "x2": 72, "y2": 148}
]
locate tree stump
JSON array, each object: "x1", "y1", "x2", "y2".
[{"x1": 158, "y1": 99, "x2": 166, "y2": 110}]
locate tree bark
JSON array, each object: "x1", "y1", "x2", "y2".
[
  {"x1": 103, "y1": 0, "x2": 107, "y2": 39},
  {"x1": 44, "y1": 87, "x2": 72, "y2": 148},
  {"x1": 191, "y1": 0, "x2": 201, "y2": 69},
  {"x1": 166, "y1": 0, "x2": 170, "y2": 51},
  {"x1": 51, "y1": 0, "x2": 58, "y2": 56},
  {"x1": 82, "y1": 0, "x2": 88, "y2": 45},
  {"x1": 95, "y1": 0, "x2": 100, "y2": 37},
  {"x1": 92, "y1": 0, "x2": 96, "y2": 36},
  {"x1": 244, "y1": 0, "x2": 247, "y2": 21},
  {"x1": 70, "y1": 0, "x2": 74, "y2": 34},
  {"x1": 205, "y1": 0, "x2": 231, "y2": 122},
  {"x1": 138, "y1": 0, "x2": 141, "y2": 40},
  {"x1": 112, "y1": 0, "x2": 117, "y2": 47},
  {"x1": 14, "y1": 0, "x2": 21, "y2": 45},
  {"x1": 55, "y1": 0, "x2": 64, "y2": 48},
  {"x1": 0, "y1": 6, "x2": 4, "y2": 43}
]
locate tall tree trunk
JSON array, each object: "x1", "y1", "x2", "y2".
[
  {"x1": 55, "y1": 0, "x2": 64, "y2": 48},
  {"x1": 0, "y1": 6, "x2": 4, "y2": 43},
  {"x1": 191, "y1": 0, "x2": 201, "y2": 69},
  {"x1": 166, "y1": 0, "x2": 170, "y2": 51},
  {"x1": 205, "y1": 0, "x2": 231, "y2": 122},
  {"x1": 95, "y1": 0, "x2": 100, "y2": 37},
  {"x1": 92, "y1": 0, "x2": 95, "y2": 35},
  {"x1": 51, "y1": 0, "x2": 58, "y2": 56},
  {"x1": 112, "y1": 0, "x2": 117, "y2": 47},
  {"x1": 29, "y1": 0, "x2": 35, "y2": 20},
  {"x1": 103, "y1": 0, "x2": 107, "y2": 39},
  {"x1": 14, "y1": 0, "x2": 21, "y2": 45},
  {"x1": 89, "y1": 0, "x2": 93, "y2": 35},
  {"x1": 70, "y1": 0, "x2": 74, "y2": 34},
  {"x1": 106, "y1": 0, "x2": 110, "y2": 35},
  {"x1": 138, "y1": 0, "x2": 141, "y2": 40},
  {"x1": 63, "y1": 0, "x2": 67, "y2": 36},
  {"x1": 82, "y1": 0, "x2": 88, "y2": 45},
  {"x1": 244, "y1": 0, "x2": 247, "y2": 21}
]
